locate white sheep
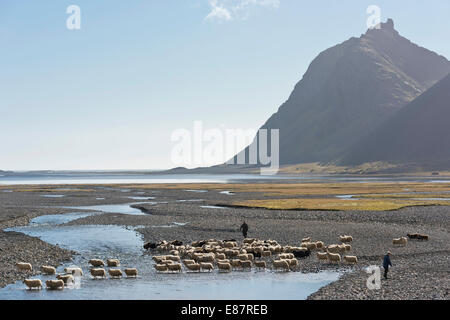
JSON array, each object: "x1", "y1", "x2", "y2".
[
  {"x1": 315, "y1": 241, "x2": 324, "y2": 249},
  {"x1": 154, "y1": 264, "x2": 169, "y2": 272},
  {"x1": 343, "y1": 255, "x2": 358, "y2": 264},
  {"x1": 305, "y1": 242, "x2": 317, "y2": 250},
  {"x1": 237, "y1": 254, "x2": 248, "y2": 261},
  {"x1": 124, "y1": 268, "x2": 138, "y2": 277},
  {"x1": 199, "y1": 255, "x2": 215, "y2": 263},
  {"x1": 217, "y1": 262, "x2": 232, "y2": 272},
  {"x1": 56, "y1": 274, "x2": 75, "y2": 285},
  {"x1": 254, "y1": 260, "x2": 266, "y2": 269},
  {"x1": 241, "y1": 260, "x2": 252, "y2": 270},
  {"x1": 316, "y1": 252, "x2": 328, "y2": 262},
  {"x1": 166, "y1": 255, "x2": 181, "y2": 262},
  {"x1": 231, "y1": 259, "x2": 242, "y2": 268},
  {"x1": 393, "y1": 237, "x2": 407, "y2": 246},
  {"x1": 243, "y1": 238, "x2": 256, "y2": 244},
  {"x1": 41, "y1": 265, "x2": 56, "y2": 275},
  {"x1": 185, "y1": 263, "x2": 201, "y2": 272},
  {"x1": 64, "y1": 267, "x2": 83, "y2": 276},
  {"x1": 279, "y1": 253, "x2": 294, "y2": 260},
  {"x1": 272, "y1": 260, "x2": 290, "y2": 272},
  {"x1": 287, "y1": 258, "x2": 298, "y2": 268},
  {"x1": 339, "y1": 235, "x2": 353, "y2": 243},
  {"x1": 167, "y1": 263, "x2": 182, "y2": 273},
  {"x1": 106, "y1": 259, "x2": 120, "y2": 267},
  {"x1": 327, "y1": 252, "x2": 341, "y2": 264},
  {"x1": 16, "y1": 262, "x2": 32, "y2": 272},
  {"x1": 200, "y1": 262, "x2": 214, "y2": 272},
  {"x1": 108, "y1": 269, "x2": 123, "y2": 278},
  {"x1": 90, "y1": 268, "x2": 107, "y2": 278},
  {"x1": 326, "y1": 245, "x2": 339, "y2": 253},
  {"x1": 223, "y1": 242, "x2": 235, "y2": 248},
  {"x1": 46, "y1": 279, "x2": 64, "y2": 290},
  {"x1": 337, "y1": 244, "x2": 347, "y2": 254},
  {"x1": 215, "y1": 253, "x2": 226, "y2": 260},
  {"x1": 89, "y1": 259, "x2": 105, "y2": 267},
  {"x1": 23, "y1": 279, "x2": 42, "y2": 290},
  {"x1": 216, "y1": 259, "x2": 231, "y2": 264}
]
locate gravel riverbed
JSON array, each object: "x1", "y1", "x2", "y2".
[{"x1": 0, "y1": 185, "x2": 449, "y2": 299}]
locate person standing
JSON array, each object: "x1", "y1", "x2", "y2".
[
  {"x1": 383, "y1": 251, "x2": 392, "y2": 279},
  {"x1": 240, "y1": 221, "x2": 249, "y2": 238}
]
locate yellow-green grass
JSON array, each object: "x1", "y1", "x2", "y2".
[
  {"x1": 4, "y1": 182, "x2": 450, "y2": 196},
  {"x1": 358, "y1": 193, "x2": 450, "y2": 199},
  {"x1": 118, "y1": 182, "x2": 450, "y2": 196},
  {"x1": 232, "y1": 198, "x2": 450, "y2": 211}
]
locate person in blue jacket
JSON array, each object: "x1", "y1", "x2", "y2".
[{"x1": 383, "y1": 251, "x2": 392, "y2": 279}]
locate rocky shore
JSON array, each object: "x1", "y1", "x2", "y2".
[{"x1": 1, "y1": 184, "x2": 449, "y2": 299}]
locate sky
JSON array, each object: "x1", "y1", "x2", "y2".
[{"x1": 1, "y1": 0, "x2": 450, "y2": 170}]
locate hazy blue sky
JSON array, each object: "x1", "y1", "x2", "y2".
[{"x1": 1, "y1": 0, "x2": 449, "y2": 170}]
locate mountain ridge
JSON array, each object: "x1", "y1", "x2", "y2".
[
  {"x1": 338, "y1": 72, "x2": 450, "y2": 168},
  {"x1": 231, "y1": 19, "x2": 450, "y2": 167}
]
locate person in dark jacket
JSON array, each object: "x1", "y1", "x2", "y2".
[
  {"x1": 383, "y1": 251, "x2": 392, "y2": 279},
  {"x1": 240, "y1": 221, "x2": 249, "y2": 238}
]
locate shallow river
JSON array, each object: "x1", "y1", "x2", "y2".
[{"x1": 0, "y1": 203, "x2": 339, "y2": 300}]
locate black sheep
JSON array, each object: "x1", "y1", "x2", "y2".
[{"x1": 293, "y1": 249, "x2": 311, "y2": 259}]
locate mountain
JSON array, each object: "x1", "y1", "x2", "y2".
[
  {"x1": 338, "y1": 73, "x2": 450, "y2": 169},
  {"x1": 232, "y1": 19, "x2": 450, "y2": 166}
]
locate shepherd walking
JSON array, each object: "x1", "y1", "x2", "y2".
[
  {"x1": 240, "y1": 221, "x2": 249, "y2": 238},
  {"x1": 383, "y1": 251, "x2": 392, "y2": 279}
]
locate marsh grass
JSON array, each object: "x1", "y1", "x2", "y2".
[{"x1": 231, "y1": 198, "x2": 450, "y2": 211}]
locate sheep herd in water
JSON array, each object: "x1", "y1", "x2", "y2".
[
  {"x1": 147, "y1": 236, "x2": 357, "y2": 274},
  {"x1": 17, "y1": 232, "x2": 427, "y2": 290}
]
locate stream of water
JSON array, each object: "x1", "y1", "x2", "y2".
[{"x1": 0, "y1": 203, "x2": 340, "y2": 300}]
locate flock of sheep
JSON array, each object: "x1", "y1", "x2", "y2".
[
  {"x1": 17, "y1": 258, "x2": 138, "y2": 290},
  {"x1": 145, "y1": 235, "x2": 359, "y2": 274},
  {"x1": 17, "y1": 232, "x2": 428, "y2": 290}
]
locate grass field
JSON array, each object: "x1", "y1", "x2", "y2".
[
  {"x1": 3, "y1": 182, "x2": 450, "y2": 211},
  {"x1": 231, "y1": 198, "x2": 450, "y2": 211}
]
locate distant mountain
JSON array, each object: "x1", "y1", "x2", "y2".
[
  {"x1": 338, "y1": 73, "x2": 450, "y2": 169},
  {"x1": 232, "y1": 19, "x2": 450, "y2": 166}
]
